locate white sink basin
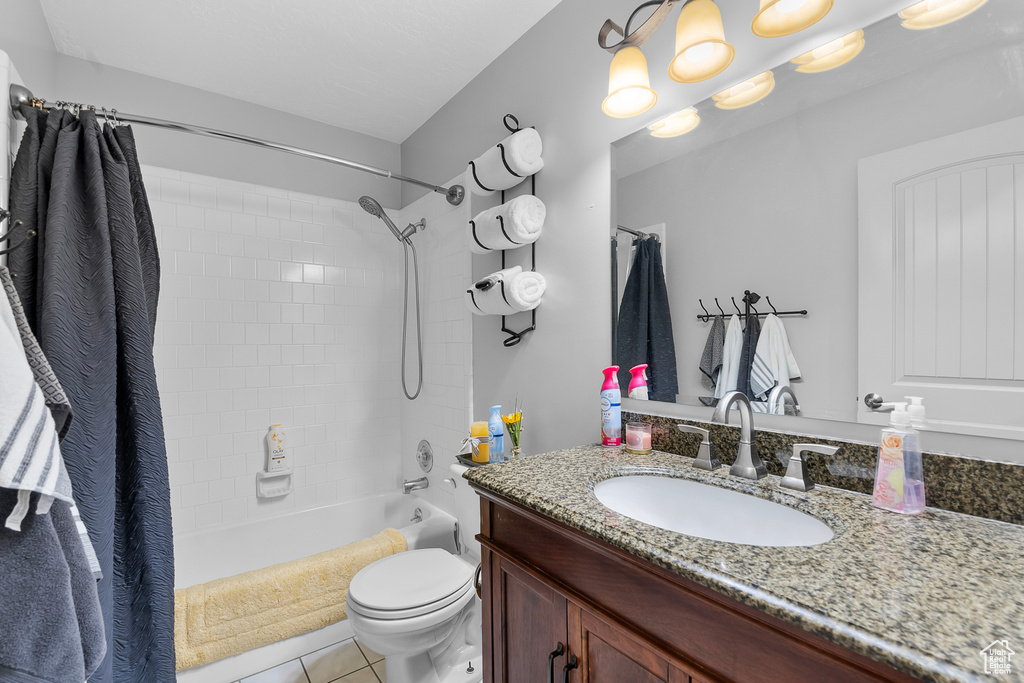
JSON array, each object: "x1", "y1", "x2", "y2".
[{"x1": 593, "y1": 476, "x2": 834, "y2": 547}]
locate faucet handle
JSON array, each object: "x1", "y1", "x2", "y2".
[
  {"x1": 677, "y1": 424, "x2": 721, "y2": 471},
  {"x1": 780, "y1": 444, "x2": 840, "y2": 492}
]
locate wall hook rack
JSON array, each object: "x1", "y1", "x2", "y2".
[{"x1": 696, "y1": 289, "x2": 807, "y2": 322}]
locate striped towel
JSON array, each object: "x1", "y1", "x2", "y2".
[{"x1": 750, "y1": 314, "x2": 802, "y2": 405}]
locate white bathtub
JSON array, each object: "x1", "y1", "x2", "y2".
[{"x1": 174, "y1": 492, "x2": 456, "y2": 683}]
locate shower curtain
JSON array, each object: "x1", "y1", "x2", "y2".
[
  {"x1": 8, "y1": 107, "x2": 175, "y2": 681},
  {"x1": 616, "y1": 237, "x2": 678, "y2": 402}
]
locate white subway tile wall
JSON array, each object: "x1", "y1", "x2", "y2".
[{"x1": 145, "y1": 165, "x2": 435, "y2": 533}]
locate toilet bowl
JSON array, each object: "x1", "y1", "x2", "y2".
[{"x1": 347, "y1": 464, "x2": 482, "y2": 683}]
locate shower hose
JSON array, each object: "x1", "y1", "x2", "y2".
[{"x1": 401, "y1": 238, "x2": 423, "y2": 400}]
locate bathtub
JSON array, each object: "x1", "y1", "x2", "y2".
[{"x1": 174, "y1": 492, "x2": 457, "y2": 683}]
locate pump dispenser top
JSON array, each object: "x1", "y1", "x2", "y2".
[{"x1": 905, "y1": 396, "x2": 926, "y2": 428}]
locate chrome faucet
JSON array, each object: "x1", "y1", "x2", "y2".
[
  {"x1": 402, "y1": 476, "x2": 429, "y2": 494},
  {"x1": 711, "y1": 391, "x2": 767, "y2": 480},
  {"x1": 768, "y1": 385, "x2": 800, "y2": 415}
]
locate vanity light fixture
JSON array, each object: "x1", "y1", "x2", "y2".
[
  {"x1": 899, "y1": 0, "x2": 988, "y2": 30},
  {"x1": 648, "y1": 107, "x2": 701, "y2": 137},
  {"x1": 602, "y1": 46, "x2": 659, "y2": 118},
  {"x1": 668, "y1": 0, "x2": 735, "y2": 83},
  {"x1": 791, "y1": 29, "x2": 865, "y2": 73},
  {"x1": 713, "y1": 71, "x2": 775, "y2": 109},
  {"x1": 751, "y1": 0, "x2": 834, "y2": 38}
]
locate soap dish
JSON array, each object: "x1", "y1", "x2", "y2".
[{"x1": 256, "y1": 469, "x2": 293, "y2": 498}]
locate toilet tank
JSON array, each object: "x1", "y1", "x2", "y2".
[{"x1": 450, "y1": 463, "x2": 481, "y2": 561}]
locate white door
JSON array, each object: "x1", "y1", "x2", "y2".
[{"x1": 859, "y1": 115, "x2": 1024, "y2": 440}]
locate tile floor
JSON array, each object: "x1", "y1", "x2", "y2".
[{"x1": 237, "y1": 638, "x2": 385, "y2": 683}]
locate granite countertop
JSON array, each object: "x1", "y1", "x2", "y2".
[{"x1": 464, "y1": 445, "x2": 1024, "y2": 683}]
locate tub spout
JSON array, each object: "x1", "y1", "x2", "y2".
[{"x1": 403, "y1": 476, "x2": 429, "y2": 494}]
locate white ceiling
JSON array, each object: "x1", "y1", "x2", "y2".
[{"x1": 37, "y1": 0, "x2": 564, "y2": 143}]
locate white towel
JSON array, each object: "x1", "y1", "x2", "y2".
[
  {"x1": 0, "y1": 289, "x2": 74, "y2": 531},
  {"x1": 714, "y1": 314, "x2": 743, "y2": 399},
  {"x1": 749, "y1": 314, "x2": 802, "y2": 407},
  {"x1": 466, "y1": 128, "x2": 544, "y2": 196},
  {"x1": 465, "y1": 266, "x2": 547, "y2": 316},
  {"x1": 468, "y1": 195, "x2": 546, "y2": 253}
]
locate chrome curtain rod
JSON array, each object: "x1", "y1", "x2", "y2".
[{"x1": 8, "y1": 84, "x2": 465, "y2": 206}]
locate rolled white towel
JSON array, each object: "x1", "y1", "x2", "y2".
[
  {"x1": 466, "y1": 128, "x2": 544, "y2": 196},
  {"x1": 468, "y1": 195, "x2": 546, "y2": 254},
  {"x1": 464, "y1": 266, "x2": 547, "y2": 316}
]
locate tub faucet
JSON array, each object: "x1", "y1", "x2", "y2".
[
  {"x1": 403, "y1": 476, "x2": 429, "y2": 494},
  {"x1": 711, "y1": 391, "x2": 767, "y2": 480}
]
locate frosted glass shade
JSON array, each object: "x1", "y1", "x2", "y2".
[
  {"x1": 752, "y1": 0, "x2": 834, "y2": 38},
  {"x1": 900, "y1": 0, "x2": 988, "y2": 29},
  {"x1": 713, "y1": 71, "x2": 775, "y2": 109},
  {"x1": 603, "y1": 47, "x2": 658, "y2": 118},
  {"x1": 791, "y1": 30, "x2": 865, "y2": 73},
  {"x1": 648, "y1": 108, "x2": 701, "y2": 138},
  {"x1": 668, "y1": 0, "x2": 735, "y2": 83}
]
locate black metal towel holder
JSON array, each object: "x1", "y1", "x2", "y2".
[{"x1": 697, "y1": 290, "x2": 807, "y2": 323}]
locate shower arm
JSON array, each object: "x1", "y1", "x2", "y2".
[{"x1": 9, "y1": 84, "x2": 466, "y2": 206}]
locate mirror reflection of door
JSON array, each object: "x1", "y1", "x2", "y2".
[{"x1": 859, "y1": 115, "x2": 1024, "y2": 440}]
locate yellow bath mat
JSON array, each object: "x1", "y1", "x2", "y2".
[{"x1": 174, "y1": 527, "x2": 407, "y2": 671}]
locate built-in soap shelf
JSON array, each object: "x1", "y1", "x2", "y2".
[{"x1": 256, "y1": 469, "x2": 293, "y2": 498}]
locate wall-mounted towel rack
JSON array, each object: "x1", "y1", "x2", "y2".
[
  {"x1": 697, "y1": 290, "x2": 807, "y2": 322},
  {"x1": 484, "y1": 114, "x2": 539, "y2": 347}
]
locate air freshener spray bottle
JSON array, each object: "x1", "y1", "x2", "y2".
[
  {"x1": 488, "y1": 405, "x2": 505, "y2": 463},
  {"x1": 628, "y1": 364, "x2": 649, "y2": 400},
  {"x1": 601, "y1": 367, "x2": 621, "y2": 447}
]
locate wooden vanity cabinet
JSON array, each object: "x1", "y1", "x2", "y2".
[{"x1": 474, "y1": 487, "x2": 920, "y2": 683}]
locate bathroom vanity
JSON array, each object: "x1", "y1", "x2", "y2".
[{"x1": 466, "y1": 446, "x2": 1024, "y2": 682}]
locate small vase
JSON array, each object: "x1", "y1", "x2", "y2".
[{"x1": 511, "y1": 447, "x2": 522, "y2": 459}]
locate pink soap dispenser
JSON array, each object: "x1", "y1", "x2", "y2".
[{"x1": 628, "y1": 364, "x2": 649, "y2": 400}]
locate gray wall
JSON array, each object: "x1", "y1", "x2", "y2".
[
  {"x1": 618, "y1": 39, "x2": 1024, "y2": 424},
  {"x1": 0, "y1": 0, "x2": 58, "y2": 95}
]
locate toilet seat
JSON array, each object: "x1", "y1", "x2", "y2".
[{"x1": 348, "y1": 548, "x2": 475, "y2": 620}]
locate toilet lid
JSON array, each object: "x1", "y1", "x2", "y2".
[{"x1": 348, "y1": 548, "x2": 475, "y2": 612}]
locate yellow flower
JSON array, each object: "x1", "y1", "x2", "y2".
[{"x1": 502, "y1": 412, "x2": 522, "y2": 424}]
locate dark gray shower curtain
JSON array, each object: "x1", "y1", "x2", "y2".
[
  {"x1": 8, "y1": 107, "x2": 175, "y2": 681},
  {"x1": 616, "y1": 237, "x2": 678, "y2": 402}
]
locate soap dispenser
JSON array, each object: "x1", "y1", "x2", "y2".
[{"x1": 872, "y1": 403, "x2": 925, "y2": 514}]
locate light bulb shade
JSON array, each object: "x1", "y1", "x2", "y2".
[
  {"x1": 751, "y1": 0, "x2": 834, "y2": 38},
  {"x1": 668, "y1": 0, "x2": 735, "y2": 83},
  {"x1": 713, "y1": 71, "x2": 776, "y2": 109},
  {"x1": 648, "y1": 108, "x2": 701, "y2": 138},
  {"x1": 602, "y1": 47, "x2": 658, "y2": 118},
  {"x1": 900, "y1": 0, "x2": 988, "y2": 30},
  {"x1": 791, "y1": 29, "x2": 865, "y2": 73}
]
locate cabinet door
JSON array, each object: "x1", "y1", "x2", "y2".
[
  {"x1": 569, "y1": 603, "x2": 694, "y2": 683},
  {"x1": 489, "y1": 552, "x2": 569, "y2": 683}
]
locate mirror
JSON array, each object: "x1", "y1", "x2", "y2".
[{"x1": 611, "y1": 1, "x2": 1024, "y2": 436}]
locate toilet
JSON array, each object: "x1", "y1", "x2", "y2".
[{"x1": 347, "y1": 464, "x2": 483, "y2": 683}]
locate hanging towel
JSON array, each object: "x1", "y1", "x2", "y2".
[
  {"x1": 468, "y1": 194, "x2": 546, "y2": 253},
  {"x1": 750, "y1": 314, "x2": 802, "y2": 405},
  {"x1": 465, "y1": 128, "x2": 544, "y2": 196},
  {"x1": 615, "y1": 238, "x2": 678, "y2": 402},
  {"x1": 699, "y1": 315, "x2": 725, "y2": 390},
  {"x1": 713, "y1": 315, "x2": 743, "y2": 400},
  {"x1": 0, "y1": 283, "x2": 75, "y2": 532},
  {"x1": 464, "y1": 266, "x2": 546, "y2": 316},
  {"x1": 0, "y1": 266, "x2": 73, "y2": 440},
  {"x1": 0, "y1": 491, "x2": 107, "y2": 683},
  {"x1": 737, "y1": 314, "x2": 761, "y2": 400}
]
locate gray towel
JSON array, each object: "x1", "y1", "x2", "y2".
[
  {"x1": 0, "y1": 267, "x2": 73, "y2": 440},
  {"x1": 699, "y1": 315, "x2": 725, "y2": 390},
  {"x1": 738, "y1": 315, "x2": 762, "y2": 400},
  {"x1": 0, "y1": 490, "x2": 106, "y2": 682}
]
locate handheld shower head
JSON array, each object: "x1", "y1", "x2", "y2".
[{"x1": 358, "y1": 195, "x2": 403, "y2": 241}]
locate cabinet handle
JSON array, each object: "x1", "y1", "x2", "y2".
[
  {"x1": 547, "y1": 642, "x2": 564, "y2": 683},
  {"x1": 561, "y1": 654, "x2": 579, "y2": 683}
]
